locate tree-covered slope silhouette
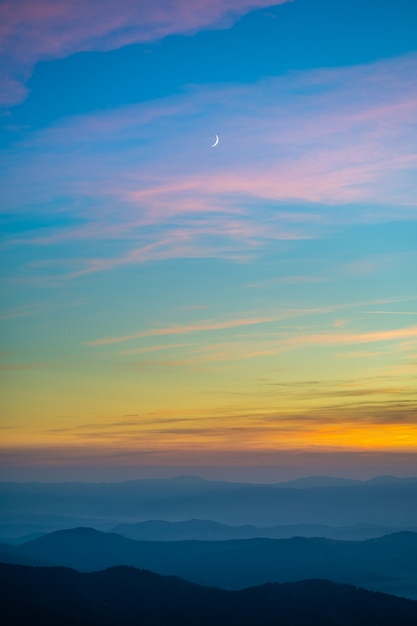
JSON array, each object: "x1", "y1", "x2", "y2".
[
  {"x1": 2, "y1": 562, "x2": 417, "y2": 626},
  {"x1": 2, "y1": 527, "x2": 417, "y2": 598}
]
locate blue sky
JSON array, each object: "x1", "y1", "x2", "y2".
[{"x1": 0, "y1": 0, "x2": 416, "y2": 480}]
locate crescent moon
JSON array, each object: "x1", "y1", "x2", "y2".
[{"x1": 211, "y1": 134, "x2": 219, "y2": 147}]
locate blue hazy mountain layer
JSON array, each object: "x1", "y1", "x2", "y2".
[
  {"x1": 1, "y1": 528, "x2": 417, "y2": 600},
  {"x1": 1, "y1": 476, "x2": 417, "y2": 537},
  {"x1": 111, "y1": 519, "x2": 417, "y2": 542}
]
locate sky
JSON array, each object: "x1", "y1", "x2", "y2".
[{"x1": 0, "y1": 0, "x2": 416, "y2": 481}]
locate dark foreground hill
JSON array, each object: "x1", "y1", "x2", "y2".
[
  {"x1": 2, "y1": 527, "x2": 417, "y2": 599},
  {"x1": 2, "y1": 562, "x2": 417, "y2": 626}
]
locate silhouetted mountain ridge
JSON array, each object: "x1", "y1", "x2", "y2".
[
  {"x1": 2, "y1": 561, "x2": 417, "y2": 626},
  {"x1": 2, "y1": 476, "x2": 417, "y2": 534},
  {"x1": 1, "y1": 527, "x2": 417, "y2": 599},
  {"x1": 111, "y1": 517, "x2": 417, "y2": 542}
]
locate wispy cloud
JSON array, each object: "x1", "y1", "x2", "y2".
[
  {"x1": 4, "y1": 390, "x2": 415, "y2": 457},
  {"x1": 89, "y1": 316, "x2": 276, "y2": 346},
  {"x1": 117, "y1": 343, "x2": 191, "y2": 356},
  {"x1": 88, "y1": 298, "x2": 416, "y2": 365},
  {"x1": 0, "y1": 0, "x2": 288, "y2": 106},
  {"x1": 2, "y1": 54, "x2": 416, "y2": 280},
  {"x1": 288, "y1": 325, "x2": 417, "y2": 348},
  {"x1": 362, "y1": 311, "x2": 417, "y2": 316},
  {"x1": 248, "y1": 323, "x2": 417, "y2": 356},
  {"x1": 344, "y1": 251, "x2": 417, "y2": 278},
  {"x1": 118, "y1": 322, "x2": 417, "y2": 366}
]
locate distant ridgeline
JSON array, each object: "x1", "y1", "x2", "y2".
[{"x1": 1, "y1": 475, "x2": 417, "y2": 537}]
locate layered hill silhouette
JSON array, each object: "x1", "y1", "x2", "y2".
[
  {"x1": 112, "y1": 518, "x2": 417, "y2": 542},
  {"x1": 2, "y1": 561, "x2": 417, "y2": 626},
  {"x1": 1, "y1": 476, "x2": 417, "y2": 538},
  {"x1": 1, "y1": 527, "x2": 417, "y2": 599}
]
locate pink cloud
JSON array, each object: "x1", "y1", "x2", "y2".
[
  {"x1": 2, "y1": 54, "x2": 417, "y2": 280},
  {"x1": 294, "y1": 325, "x2": 417, "y2": 347},
  {"x1": 11, "y1": 54, "x2": 415, "y2": 212},
  {"x1": 0, "y1": 0, "x2": 289, "y2": 106}
]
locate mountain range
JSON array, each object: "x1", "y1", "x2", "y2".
[
  {"x1": 111, "y1": 518, "x2": 417, "y2": 542},
  {"x1": 2, "y1": 562, "x2": 417, "y2": 626},
  {"x1": 1, "y1": 475, "x2": 417, "y2": 537},
  {"x1": 1, "y1": 527, "x2": 417, "y2": 599}
]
